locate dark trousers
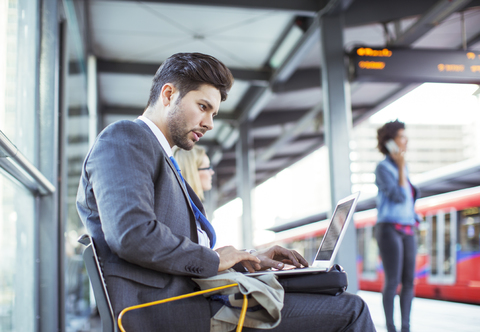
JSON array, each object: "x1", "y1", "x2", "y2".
[
  {"x1": 375, "y1": 223, "x2": 417, "y2": 332},
  {"x1": 210, "y1": 292, "x2": 376, "y2": 332},
  {"x1": 111, "y1": 275, "x2": 376, "y2": 331}
]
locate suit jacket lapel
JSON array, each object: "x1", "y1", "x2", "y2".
[
  {"x1": 164, "y1": 156, "x2": 196, "y2": 215},
  {"x1": 134, "y1": 119, "x2": 197, "y2": 219}
]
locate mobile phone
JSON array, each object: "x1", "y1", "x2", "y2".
[{"x1": 385, "y1": 139, "x2": 399, "y2": 154}]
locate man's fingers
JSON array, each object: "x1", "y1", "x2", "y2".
[
  {"x1": 260, "y1": 258, "x2": 286, "y2": 270},
  {"x1": 240, "y1": 252, "x2": 261, "y2": 272},
  {"x1": 252, "y1": 245, "x2": 310, "y2": 271},
  {"x1": 243, "y1": 252, "x2": 261, "y2": 263},
  {"x1": 292, "y1": 250, "x2": 309, "y2": 267},
  {"x1": 271, "y1": 248, "x2": 309, "y2": 268},
  {"x1": 276, "y1": 247, "x2": 306, "y2": 268},
  {"x1": 241, "y1": 261, "x2": 255, "y2": 273},
  {"x1": 216, "y1": 246, "x2": 260, "y2": 272},
  {"x1": 241, "y1": 261, "x2": 261, "y2": 273}
]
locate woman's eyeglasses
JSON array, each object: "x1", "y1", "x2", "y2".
[{"x1": 198, "y1": 166, "x2": 213, "y2": 171}]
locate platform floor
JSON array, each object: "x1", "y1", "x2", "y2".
[
  {"x1": 75, "y1": 291, "x2": 479, "y2": 332},
  {"x1": 358, "y1": 290, "x2": 480, "y2": 332}
]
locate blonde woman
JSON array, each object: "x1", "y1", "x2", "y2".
[{"x1": 173, "y1": 145, "x2": 214, "y2": 201}]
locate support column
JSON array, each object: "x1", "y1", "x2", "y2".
[
  {"x1": 87, "y1": 54, "x2": 98, "y2": 145},
  {"x1": 236, "y1": 122, "x2": 254, "y2": 249},
  {"x1": 205, "y1": 146, "x2": 222, "y2": 217},
  {"x1": 320, "y1": 14, "x2": 358, "y2": 292},
  {"x1": 204, "y1": 163, "x2": 218, "y2": 220},
  {"x1": 38, "y1": 0, "x2": 61, "y2": 330}
]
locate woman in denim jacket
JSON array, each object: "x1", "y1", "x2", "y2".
[{"x1": 375, "y1": 120, "x2": 420, "y2": 332}]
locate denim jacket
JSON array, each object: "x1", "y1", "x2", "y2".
[{"x1": 375, "y1": 155, "x2": 420, "y2": 225}]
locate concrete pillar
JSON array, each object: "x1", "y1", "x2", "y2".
[
  {"x1": 236, "y1": 122, "x2": 254, "y2": 249},
  {"x1": 87, "y1": 55, "x2": 98, "y2": 146},
  {"x1": 320, "y1": 14, "x2": 358, "y2": 292}
]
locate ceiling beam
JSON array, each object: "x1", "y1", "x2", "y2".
[
  {"x1": 101, "y1": 106, "x2": 143, "y2": 116},
  {"x1": 322, "y1": 0, "x2": 357, "y2": 15},
  {"x1": 270, "y1": 19, "x2": 320, "y2": 84},
  {"x1": 110, "y1": 0, "x2": 327, "y2": 15},
  {"x1": 99, "y1": 103, "x2": 371, "y2": 127},
  {"x1": 466, "y1": 31, "x2": 480, "y2": 49},
  {"x1": 217, "y1": 132, "x2": 325, "y2": 202},
  {"x1": 101, "y1": 104, "x2": 239, "y2": 122},
  {"x1": 252, "y1": 109, "x2": 310, "y2": 128},
  {"x1": 351, "y1": 84, "x2": 421, "y2": 126},
  {"x1": 216, "y1": 82, "x2": 421, "y2": 204},
  {"x1": 220, "y1": 17, "x2": 321, "y2": 150},
  {"x1": 344, "y1": 0, "x2": 478, "y2": 27},
  {"x1": 96, "y1": 58, "x2": 271, "y2": 83},
  {"x1": 272, "y1": 68, "x2": 321, "y2": 93},
  {"x1": 391, "y1": 0, "x2": 472, "y2": 46},
  {"x1": 257, "y1": 103, "x2": 322, "y2": 162},
  {"x1": 103, "y1": 0, "x2": 480, "y2": 28}
]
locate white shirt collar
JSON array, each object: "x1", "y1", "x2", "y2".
[{"x1": 138, "y1": 115, "x2": 172, "y2": 157}]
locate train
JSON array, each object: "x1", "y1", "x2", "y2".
[{"x1": 259, "y1": 186, "x2": 480, "y2": 304}]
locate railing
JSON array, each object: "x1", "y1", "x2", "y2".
[{"x1": 0, "y1": 130, "x2": 55, "y2": 195}]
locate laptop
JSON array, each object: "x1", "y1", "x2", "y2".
[{"x1": 244, "y1": 191, "x2": 360, "y2": 277}]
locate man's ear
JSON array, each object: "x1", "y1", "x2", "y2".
[{"x1": 160, "y1": 83, "x2": 176, "y2": 107}]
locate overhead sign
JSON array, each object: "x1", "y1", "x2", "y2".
[{"x1": 350, "y1": 47, "x2": 480, "y2": 84}]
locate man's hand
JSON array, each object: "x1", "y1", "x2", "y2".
[
  {"x1": 249, "y1": 245, "x2": 309, "y2": 271},
  {"x1": 215, "y1": 246, "x2": 261, "y2": 272}
]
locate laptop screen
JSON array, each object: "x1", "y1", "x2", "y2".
[{"x1": 314, "y1": 198, "x2": 355, "y2": 261}]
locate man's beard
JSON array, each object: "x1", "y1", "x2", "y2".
[{"x1": 167, "y1": 102, "x2": 195, "y2": 150}]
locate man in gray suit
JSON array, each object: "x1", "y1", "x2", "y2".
[{"x1": 77, "y1": 53, "x2": 375, "y2": 331}]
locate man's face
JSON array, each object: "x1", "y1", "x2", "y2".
[{"x1": 167, "y1": 84, "x2": 221, "y2": 150}]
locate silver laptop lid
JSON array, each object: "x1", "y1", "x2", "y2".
[{"x1": 311, "y1": 192, "x2": 360, "y2": 270}]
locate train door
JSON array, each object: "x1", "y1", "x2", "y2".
[
  {"x1": 357, "y1": 225, "x2": 378, "y2": 280},
  {"x1": 427, "y1": 209, "x2": 457, "y2": 284}
]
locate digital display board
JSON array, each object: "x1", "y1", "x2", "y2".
[{"x1": 350, "y1": 47, "x2": 480, "y2": 84}]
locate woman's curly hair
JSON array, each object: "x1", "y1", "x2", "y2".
[{"x1": 376, "y1": 119, "x2": 405, "y2": 155}]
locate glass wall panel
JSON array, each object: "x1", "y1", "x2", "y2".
[
  {"x1": 0, "y1": 175, "x2": 35, "y2": 332},
  {"x1": 4, "y1": 0, "x2": 38, "y2": 160},
  {"x1": 62, "y1": 1, "x2": 91, "y2": 330},
  {"x1": 0, "y1": 0, "x2": 38, "y2": 331}
]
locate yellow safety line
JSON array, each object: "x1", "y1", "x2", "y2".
[{"x1": 118, "y1": 283, "x2": 248, "y2": 332}]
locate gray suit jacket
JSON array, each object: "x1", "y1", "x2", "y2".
[{"x1": 76, "y1": 119, "x2": 219, "y2": 330}]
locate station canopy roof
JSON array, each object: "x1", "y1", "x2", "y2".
[{"x1": 79, "y1": 0, "x2": 480, "y2": 207}]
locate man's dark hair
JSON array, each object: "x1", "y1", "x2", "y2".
[
  {"x1": 147, "y1": 53, "x2": 234, "y2": 107},
  {"x1": 376, "y1": 119, "x2": 405, "y2": 155}
]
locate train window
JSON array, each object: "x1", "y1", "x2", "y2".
[
  {"x1": 357, "y1": 226, "x2": 377, "y2": 277},
  {"x1": 365, "y1": 231, "x2": 378, "y2": 275},
  {"x1": 357, "y1": 228, "x2": 365, "y2": 263},
  {"x1": 459, "y1": 208, "x2": 480, "y2": 252},
  {"x1": 417, "y1": 216, "x2": 428, "y2": 255},
  {"x1": 431, "y1": 215, "x2": 438, "y2": 275},
  {"x1": 443, "y1": 213, "x2": 453, "y2": 276}
]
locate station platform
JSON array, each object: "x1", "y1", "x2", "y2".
[
  {"x1": 73, "y1": 290, "x2": 479, "y2": 331},
  {"x1": 358, "y1": 290, "x2": 479, "y2": 332}
]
